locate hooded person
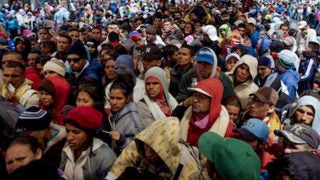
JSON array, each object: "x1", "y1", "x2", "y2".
[
  {"x1": 104, "y1": 55, "x2": 145, "y2": 109},
  {"x1": 283, "y1": 95, "x2": 320, "y2": 134},
  {"x1": 14, "y1": 36, "x2": 31, "y2": 62},
  {"x1": 198, "y1": 131, "x2": 261, "y2": 180},
  {"x1": 137, "y1": 67, "x2": 178, "y2": 129},
  {"x1": 105, "y1": 117, "x2": 202, "y2": 180},
  {"x1": 38, "y1": 77, "x2": 71, "y2": 125},
  {"x1": 176, "y1": 78, "x2": 234, "y2": 147},
  {"x1": 227, "y1": 54, "x2": 259, "y2": 109}
]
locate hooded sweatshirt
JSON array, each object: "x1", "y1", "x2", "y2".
[
  {"x1": 227, "y1": 54, "x2": 259, "y2": 109},
  {"x1": 106, "y1": 117, "x2": 201, "y2": 179}
]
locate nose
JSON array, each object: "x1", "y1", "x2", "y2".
[{"x1": 66, "y1": 133, "x2": 74, "y2": 141}]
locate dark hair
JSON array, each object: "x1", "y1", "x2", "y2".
[
  {"x1": 114, "y1": 45, "x2": 128, "y2": 55},
  {"x1": 108, "y1": 31, "x2": 119, "y2": 42},
  {"x1": 110, "y1": 71, "x2": 135, "y2": 99},
  {"x1": 6, "y1": 136, "x2": 42, "y2": 153},
  {"x1": 40, "y1": 40, "x2": 56, "y2": 54},
  {"x1": 58, "y1": 34, "x2": 72, "y2": 44},
  {"x1": 222, "y1": 94, "x2": 242, "y2": 110},
  {"x1": 68, "y1": 28, "x2": 79, "y2": 33},
  {"x1": 77, "y1": 85, "x2": 106, "y2": 113},
  {"x1": 163, "y1": 44, "x2": 179, "y2": 59},
  {"x1": 180, "y1": 44, "x2": 196, "y2": 56},
  {"x1": 4, "y1": 61, "x2": 25, "y2": 72}
]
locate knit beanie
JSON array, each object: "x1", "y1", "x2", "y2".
[
  {"x1": 258, "y1": 55, "x2": 275, "y2": 69},
  {"x1": 43, "y1": 58, "x2": 66, "y2": 77},
  {"x1": 66, "y1": 39, "x2": 87, "y2": 59},
  {"x1": 16, "y1": 107, "x2": 51, "y2": 132},
  {"x1": 278, "y1": 50, "x2": 295, "y2": 70}
]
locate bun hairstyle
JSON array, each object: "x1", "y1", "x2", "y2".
[{"x1": 110, "y1": 71, "x2": 136, "y2": 100}]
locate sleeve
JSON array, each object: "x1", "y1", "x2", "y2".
[
  {"x1": 137, "y1": 100, "x2": 155, "y2": 130},
  {"x1": 175, "y1": 75, "x2": 193, "y2": 103},
  {"x1": 300, "y1": 59, "x2": 315, "y2": 81}
]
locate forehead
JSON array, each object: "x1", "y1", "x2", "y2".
[
  {"x1": 297, "y1": 105, "x2": 315, "y2": 113},
  {"x1": 67, "y1": 53, "x2": 80, "y2": 58},
  {"x1": 3, "y1": 67, "x2": 23, "y2": 73},
  {"x1": 3, "y1": 54, "x2": 22, "y2": 61}
]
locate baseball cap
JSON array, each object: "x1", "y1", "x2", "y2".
[
  {"x1": 235, "y1": 118, "x2": 269, "y2": 142},
  {"x1": 298, "y1": 21, "x2": 307, "y2": 29},
  {"x1": 274, "y1": 124, "x2": 320, "y2": 149},
  {"x1": 247, "y1": 17, "x2": 257, "y2": 26},
  {"x1": 143, "y1": 44, "x2": 162, "y2": 60},
  {"x1": 250, "y1": 87, "x2": 279, "y2": 106},
  {"x1": 202, "y1": 25, "x2": 218, "y2": 41},
  {"x1": 199, "y1": 132, "x2": 261, "y2": 180},
  {"x1": 283, "y1": 36, "x2": 294, "y2": 46}
]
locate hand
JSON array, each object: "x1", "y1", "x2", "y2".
[
  {"x1": 110, "y1": 131, "x2": 121, "y2": 141},
  {"x1": 5, "y1": 89, "x2": 19, "y2": 106},
  {"x1": 183, "y1": 97, "x2": 192, "y2": 108}
]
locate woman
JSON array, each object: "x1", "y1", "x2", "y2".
[
  {"x1": 39, "y1": 77, "x2": 71, "y2": 125},
  {"x1": 101, "y1": 49, "x2": 118, "y2": 87},
  {"x1": 61, "y1": 106, "x2": 117, "y2": 180},
  {"x1": 75, "y1": 84, "x2": 112, "y2": 145},
  {"x1": 137, "y1": 67, "x2": 178, "y2": 129},
  {"x1": 222, "y1": 94, "x2": 242, "y2": 127},
  {"x1": 5, "y1": 136, "x2": 67, "y2": 179},
  {"x1": 108, "y1": 73, "x2": 142, "y2": 155}
]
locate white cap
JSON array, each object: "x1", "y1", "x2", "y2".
[
  {"x1": 247, "y1": 17, "x2": 257, "y2": 26},
  {"x1": 202, "y1": 25, "x2": 218, "y2": 41},
  {"x1": 298, "y1": 21, "x2": 307, "y2": 29}
]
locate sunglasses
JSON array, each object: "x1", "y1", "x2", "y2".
[{"x1": 66, "y1": 57, "x2": 82, "y2": 63}]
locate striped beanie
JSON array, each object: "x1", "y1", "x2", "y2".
[
  {"x1": 16, "y1": 107, "x2": 51, "y2": 133},
  {"x1": 278, "y1": 50, "x2": 295, "y2": 70}
]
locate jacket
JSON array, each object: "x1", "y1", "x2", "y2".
[
  {"x1": 60, "y1": 138, "x2": 117, "y2": 180},
  {"x1": 109, "y1": 101, "x2": 142, "y2": 154},
  {"x1": 279, "y1": 69, "x2": 300, "y2": 102},
  {"x1": 227, "y1": 55, "x2": 259, "y2": 109},
  {"x1": 106, "y1": 117, "x2": 201, "y2": 180}
]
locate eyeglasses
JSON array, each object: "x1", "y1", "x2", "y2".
[{"x1": 66, "y1": 57, "x2": 82, "y2": 63}]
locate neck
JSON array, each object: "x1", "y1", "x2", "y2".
[{"x1": 178, "y1": 63, "x2": 191, "y2": 72}]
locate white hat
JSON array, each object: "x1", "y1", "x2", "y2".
[
  {"x1": 202, "y1": 25, "x2": 218, "y2": 41},
  {"x1": 247, "y1": 17, "x2": 257, "y2": 26},
  {"x1": 298, "y1": 21, "x2": 307, "y2": 29}
]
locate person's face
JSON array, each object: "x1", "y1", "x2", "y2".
[
  {"x1": 87, "y1": 44, "x2": 96, "y2": 55},
  {"x1": 108, "y1": 25, "x2": 120, "y2": 33},
  {"x1": 80, "y1": 31, "x2": 89, "y2": 41},
  {"x1": 143, "y1": 59, "x2": 161, "y2": 73},
  {"x1": 196, "y1": 61, "x2": 213, "y2": 79},
  {"x1": 219, "y1": 28, "x2": 227, "y2": 37},
  {"x1": 5, "y1": 143, "x2": 41, "y2": 174},
  {"x1": 237, "y1": 27, "x2": 246, "y2": 37},
  {"x1": 101, "y1": 30, "x2": 108, "y2": 40},
  {"x1": 27, "y1": 53, "x2": 38, "y2": 68},
  {"x1": 177, "y1": 47, "x2": 193, "y2": 67},
  {"x1": 162, "y1": 22, "x2": 173, "y2": 33},
  {"x1": 43, "y1": 70, "x2": 60, "y2": 78},
  {"x1": 248, "y1": 96, "x2": 272, "y2": 119},
  {"x1": 65, "y1": 123, "x2": 90, "y2": 151},
  {"x1": 40, "y1": 44, "x2": 51, "y2": 56},
  {"x1": 91, "y1": 29, "x2": 101, "y2": 40},
  {"x1": 226, "y1": 105, "x2": 240, "y2": 123},
  {"x1": 69, "y1": 31, "x2": 80, "y2": 44},
  {"x1": 281, "y1": 25, "x2": 289, "y2": 33},
  {"x1": 67, "y1": 54, "x2": 86, "y2": 72},
  {"x1": 225, "y1": 58, "x2": 237, "y2": 72},
  {"x1": 294, "y1": 105, "x2": 315, "y2": 125},
  {"x1": 16, "y1": 40, "x2": 26, "y2": 52},
  {"x1": 146, "y1": 32, "x2": 155, "y2": 42},
  {"x1": 38, "y1": 29, "x2": 51, "y2": 41},
  {"x1": 76, "y1": 91, "x2": 95, "y2": 107},
  {"x1": 153, "y1": 18, "x2": 162, "y2": 27},
  {"x1": 145, "y1": 78, "x2": 162, "y2": 99},
  {"x1": 143, "y1": 143, "x2": 161, "y2": 164},
  {"x1": 192, "y1": 92, "x2": 211, "y2": 118},
  {"x1": 235, "y1": 64, "x2": 250, "y2": 83},
  {"x1": 2, "y1": 54, "x2": 23, "y2": 69},
  {"x1": 184, "y1": 24, "x2": 193, "y2": 35},
  {"x1": 40, "y1": 90, "x2": 54, "y2": 106},
  {"x1": 109, "y1": 88, "x2": 128, "y2": 112},
  {"x1": 3, "y1": 67, "x2": 24, "y2": 88},
  {"x1": 104, "y1": 59, "x2": 116, "y2": 80},
  {"x1": 279, "y1": 137, "x2": 310, "y2": 154},
  {"x1": 57, "y1": 37, "x2": 70, "y2": 52},
  {"x1": 133, "y1": 37, "x2": 144, "y2": 46},
  {"x1": 258, "y1": 66, "x2": 272, "y2": 79}
]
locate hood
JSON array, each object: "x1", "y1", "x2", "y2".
[
  {"x1": 135, "y1": 117, "x2": 181, "y2": 175},
  {"x1": 230, "y1": 54, "x2": 258, "y2": 80},
  {"x1": 218, "y1": 24, "x2": 231, "y2": 37},
  {"x1": 290, "y1": 95, "x2": 320, "y2": 133}
]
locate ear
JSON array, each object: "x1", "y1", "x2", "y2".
[{"x1": 35, "y1": 148, "x2": 43, "y2": 160}]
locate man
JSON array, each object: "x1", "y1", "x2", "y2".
[
  {"x1": 161, "y1": 18, "x2": 180, "y2": 41},
  {"x1": 53, "y1": 34, "x2": 72, "y2": 60},
  {"x1": 15, "y1": 107, "x2": 66, "y2": 167},
  {"x1": 68, "y1": 28, "x2": 80, "y2": 44},
  {"x1": 139, "y1": 44, "x2": 162, "y2": 79},
  {"x1": 227, "y1": 54, "x2": 258, "y2": 108},
  {"x1": 14, "y1": 36, "x2": 31, "y2": 62},
  {"x1": 137, "y1": 67, "x2": 178, "y2": 129},
  {"x1": 1, "y1": 61, "x2": 39, "y2": 110},
  {"x1": 247, "y1": 17, "x2": 260, "y2": 48},
  {"x1": 201, "y1": 25, "x2": 220, "y2": 58},
  {"x1": 90, "y1": 26, "x2": 103, "y2": 44},
  {"x1": 145, "y1": 25, "x2": 165, "y2": 47},
  {"x1": 173, "y1": 78, "x2": 234, "y2": 147},
  {"x1": 275, "y1": 123, "x2": 320, "y2": 154},
  {"x1": 176, "y1": 47, "x2": 233, "y2": 103},
  {"x1": 296, "y1": 20, "x2": 317, "y2": 56},
  {"x1": 169, "y1": 44, "x2": 195, "y2": 97}
]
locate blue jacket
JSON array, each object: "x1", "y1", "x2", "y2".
[
  {"x1": 279, "y1": 69, "x2": 300, "y2": 102},
  {"x1": 298, "y1": 58, "x2": 316, "y2": 94}
]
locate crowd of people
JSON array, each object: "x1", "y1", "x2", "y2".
[{"x1": 1, "y1": 0, "x2": 320, "y2": 179}]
